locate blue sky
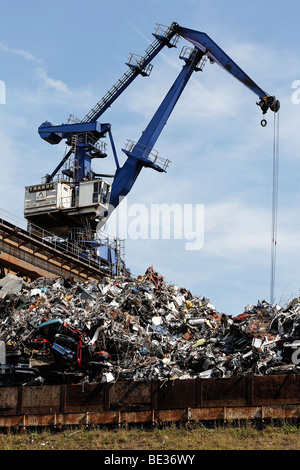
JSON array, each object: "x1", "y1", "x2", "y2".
[{"x1": 1, "y1": 0, "x2": 300, "y2": 315}]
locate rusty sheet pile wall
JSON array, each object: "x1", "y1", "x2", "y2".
[{"x1": 0, "y1": 374, "x2": 300, "y2": 428}]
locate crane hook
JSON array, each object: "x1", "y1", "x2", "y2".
[{"x1": 261, "y1": 119, "x2": 267, "y2": 127}]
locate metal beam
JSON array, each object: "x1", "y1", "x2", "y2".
[{"x1": 0, "y1": 217, "x2": 108, "y2": 281}]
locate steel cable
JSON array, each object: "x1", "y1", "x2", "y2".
[{"x1": 270, "y1": 110, "x2": 280, "y2": 304}]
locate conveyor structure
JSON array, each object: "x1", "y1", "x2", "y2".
[{"x1": 0, "y1": 210, "x2": 121, "y2": 281}]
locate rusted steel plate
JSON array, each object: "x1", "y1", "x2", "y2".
[
  {"x1": 0, "y1": 415, "x2": 27, "y2": 428},
  {"x1": 117, "y1": 410, "x2": 153, "y2": 424},
  {"x1": 109, "y1": 381, "x2": 151, "y2": 407},
  {"x1": 252, "y1": 374, "x2": 300, "y2": 405},
  {"x1": 260, "y1": 405, "x2": 300, "y2": 419},
  {"x1": 191, "y1": 405, "x2": 300, "y2": 421},
  {"x1": 155, "y1": 379, "x2": 196, "y2": 410},
  {"x1": 199, "y1": 376, "x2": 248, "y2": 407},
  {"x1": 155, "y1": 409, "x2": 189, "y2": 423},
  {"x1": 64, "y1": 383, "x2": 106, "y2": 412},
  {"x1": 1, "y1": 405, "x2": 300, "y2": 428},
  {"x1": 189, "y1": 407, "x2": 226, "y2": 421},
  {"x1": 0, "y1": 387, "x2": 19, "y2": 415},
  {"x1": 22, "y1": 385, "x2": 61, "y2": 414},
  {"x1": 223, "y1": 407, "x2": 262, "y2": 420},
  {"x1": 87, "y1": 411, "x2": 119, "y2": 425}
]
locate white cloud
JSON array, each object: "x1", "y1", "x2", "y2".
[
  {"x1": 35, "y1": 67, "x2": 70, "y2": 94},
  {"x1": 203, "y1": 200, "x2": 271, "y2": 256},
  {"x1": 0, "y1": 43, "x2": 43, "y2": 64}
]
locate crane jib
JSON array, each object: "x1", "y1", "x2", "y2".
[{"x1": 176, "y1": 26, "x2": 269, "y2": 101}]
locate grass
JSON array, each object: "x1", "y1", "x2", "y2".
[{"x1": 0, "y1": 421, "x2": 299, "y2": 451}]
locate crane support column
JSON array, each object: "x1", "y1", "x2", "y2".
[{"x1": 109, "y1": 47, "x2": 205, "y2": 209}]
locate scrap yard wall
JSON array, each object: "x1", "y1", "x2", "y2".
[{"x1": 0, "y1": 374, "x2": 299, "y2": 428}]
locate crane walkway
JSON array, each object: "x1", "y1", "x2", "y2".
[{"x1": 82, "y1": 23, "x2": 179, "y2": 123}]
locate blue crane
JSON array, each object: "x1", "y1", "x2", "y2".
[{"x1": 26, "y1": 22, "x2": 279, "y2": 262}]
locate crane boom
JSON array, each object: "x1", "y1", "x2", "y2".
[
  {"x1": 175, "y1": 25, "x2": 280, "y2": 114},
  {"x1": 109, "y1": 47, "x2": 205, "y2": 209}
]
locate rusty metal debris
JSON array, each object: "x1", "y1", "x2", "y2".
[{"x1": 0, "y1": 269, "x2": 300, "y2": 387}]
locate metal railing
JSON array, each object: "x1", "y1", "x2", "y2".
[
  {"x1": 124, "y1": 139, "x2": 171, "y2": 171},
  {"x1": 127, "y1": 53, "x2": 153, "y2": 76},
  {"x1": 154, "y1": 23, "x2": 180, "y2": 47},
  {"x1": 179, "y1": 46, "x2": 207, "y2": 71},
  {"x1": 0, "y1": 208, "x2": 123, "y2": 274}
]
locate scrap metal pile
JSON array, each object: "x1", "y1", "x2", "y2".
[{"x1": 0, "y1": 268, "x2": 300, "y2": 387}]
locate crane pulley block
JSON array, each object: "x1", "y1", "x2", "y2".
[{"x1": 257, "y1": 95, "x2": 280, "y2": 115}]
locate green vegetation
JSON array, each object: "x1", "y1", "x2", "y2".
[{"x1": 0, "y1": 421, "x2": 299, "y2": 450}]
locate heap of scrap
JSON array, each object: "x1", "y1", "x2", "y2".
[{"x1": 0, "y1": 268, "x2": 299, "y2": 387}]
